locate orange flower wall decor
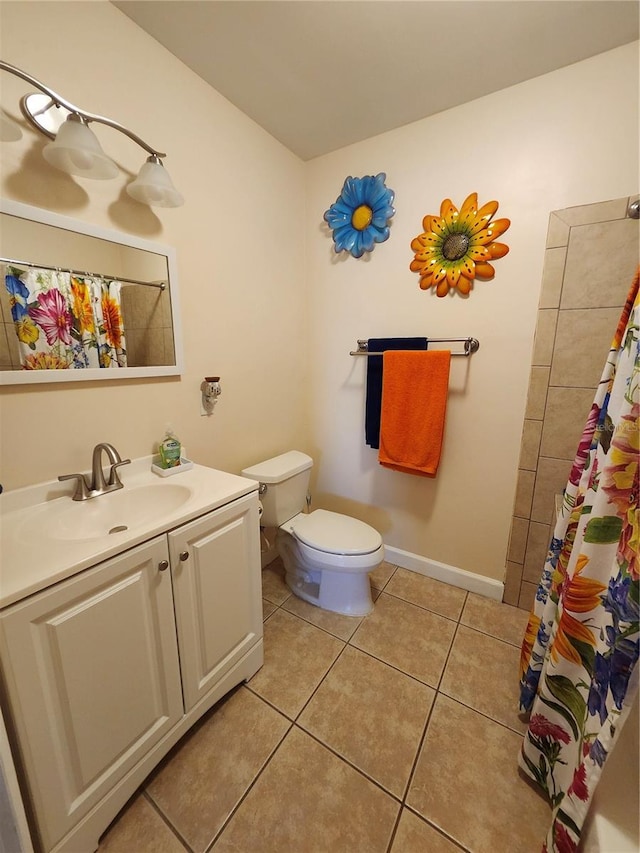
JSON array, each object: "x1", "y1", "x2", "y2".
[{"x1": 410, "y1": 193, "x2": 510, "y2": 297}]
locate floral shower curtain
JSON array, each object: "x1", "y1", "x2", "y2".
[
  {"x1": 4, "y1": 264, "x2": 127, "y2": 370},
  {"x1": 519, "y1": 270, "x2": 639, "y2": 853}
]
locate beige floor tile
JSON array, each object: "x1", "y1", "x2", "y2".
[
  {"x1": 146, "y1": 688, "x2": 290, "y2": 852},
  {"x1": 262, "y1": 598, "x2": 277, "y2": 620},
  {"x1": 282, "y1": 592, "x2": 363, "y2": 640},
  {"x1": 298, "y1": 646, "x2": 435, "y2": 797},
  {"x1": 384, "y1": 568, "x2": 467, "y2": 621},
  {"x1": 247, "y1": 609, "x2": 344, "y2": 718},
  {"x1": 98, "y1": 794, "x2": 186, "y2": 852},
  {"x1": 391, "y1": 808, "x2": 462, "y2": 852},
  {"x1": 212, "y1": 726, "x2": 400, "y2": 852},
  {"x1": 261, "y1": 558, "x2": 291, "y2": 605},
  {"x1": 351, "y1": 593, "x2": 456, "y2": 687},
  {"x1": 407, "y1": 695, "x2": 550, "y2": 853},
  {"x1": 461, "y1": 592, "x2": 530, "y2": 647},
  {"x1": 370, "y1": 560, "x2": 397, "y2": 591},
  {"x1": 439, "y1": 625, "x2": 526, "y2": 734}
]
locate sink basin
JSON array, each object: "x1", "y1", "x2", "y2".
[{"x1": 34, "y1": 483, "x2": 193, "y2": 542}]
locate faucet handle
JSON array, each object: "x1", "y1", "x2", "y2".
[
  {"x1": 58, "y1": 473, "x2": 90, "y2": 501},
  {"x1": 108, "y1": 458, "x2": 131, "y2": 487}
]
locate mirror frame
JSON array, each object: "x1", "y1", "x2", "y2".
[{"x1": 0, "y1": 198, "x2": 184, "y2": 385}]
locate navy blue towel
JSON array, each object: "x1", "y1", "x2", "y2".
[{"x1": 365, "y1": 337, "x2": 428, "y2": 449}]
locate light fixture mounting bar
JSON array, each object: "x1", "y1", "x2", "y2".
[{"x1": 0, "y1": 59, "x2": 165, "y2": 157}]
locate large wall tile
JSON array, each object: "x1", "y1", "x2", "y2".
[
  {"x1": 532, "y1": 309, "x2": 558, "y2": 366},
  {"x1": 0, "y1": 324, "x2": 12, "y2": 369},
  {"x1": 561, "y1": 218, "x2": 639, "y2": 309},
  {"x1": 546, "y1": 212, "x2": 570, "y2": 248},
  {"x1": 523, "y1": 521, "x2": 552, "y2": 583},
  {"x1": 525, "y1": 367, "x2": 550, "y2": 419},
  {"x1": 519, "y1": 419, "x2": 543, "y2": 470},
  {"x1": 531, "y1": 457, "x2": 571, "y2": 523},
  {"x1": 508, "y1": 517, "x2": 529, "y2": 563},
  {"x1": 550, "y1": 307, "x2": 622, "y2": 388},
  {"x1": 503, "y1": 562, "x2": 523, "y2": 606},
  {"x1": 514, "y1": 469, "x2": 535, "y2": 519},
  {"x1": 556, "y1": 198, "x2": 629, "y2": 227},
  {"x1": 540, "y1": 386, "x2": 595, "y2": 460},
  {"x1": 539, "y1": 247, "x2": 567, "y2": 308}
]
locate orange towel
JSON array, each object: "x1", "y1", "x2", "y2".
[{"x1": 378, "y1": 350, "x2": 451, "y2": 476}]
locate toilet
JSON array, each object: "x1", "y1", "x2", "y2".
[{"x1": 241, "y1": 451, "x2": 384, "y2": 616}]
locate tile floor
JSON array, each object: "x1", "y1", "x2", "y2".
[{"x1": 98, "y1": 561, "x2": 551, "y2": 853}]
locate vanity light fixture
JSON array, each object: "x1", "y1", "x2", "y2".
[{"x1": 0, "y1": 60, "x2": 184, "y2": 208}]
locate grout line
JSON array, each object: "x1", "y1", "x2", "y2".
[
  {"x1": 202, "y1": 719, "x2": 294, "y2": 852},
  {"x1": 143, "y1": 790, "x2": 194, "y2": 852},
  {"x1": 401, "y1": 803, "x2": 473, "y2": 852},
  {"x1": 293, "y1": 723, "x2": 404, "y2": 804},
  {"x1": 399, "y1": 593, "x2": 466, "y2": 808}
]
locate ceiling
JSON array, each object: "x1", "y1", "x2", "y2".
[{"x1": 113, "y1": 1, "x2": 639, "y2": 161}]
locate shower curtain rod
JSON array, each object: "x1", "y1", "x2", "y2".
[
  {"x1": 350, "y1": 337, "x2": 480, "y2": 357},
  {"x1": 0, "y1": 256, "x2": 166, "y2": 290}
]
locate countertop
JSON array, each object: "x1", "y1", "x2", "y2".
[{"x1": 0, "y1": 457, "x2": 257, "y2": 609}]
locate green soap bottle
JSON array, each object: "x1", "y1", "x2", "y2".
[{"x1": 159, "y1": 425, "x2": 182, "y2": 468}]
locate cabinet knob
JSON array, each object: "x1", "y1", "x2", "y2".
[
  {"x1": 158, "y1": 560, "x2": 169, "y2": 572},
  {"x1": 179, "y1": 551, "x2": 190, "y2": 562}
]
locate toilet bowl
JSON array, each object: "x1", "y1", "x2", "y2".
[{"x1": 241, "y1": 452, "x2": 384, "y2": 616}]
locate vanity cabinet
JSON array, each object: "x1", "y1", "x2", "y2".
[{"x1": 0, "y1": 492, "x2": 263, "y2": 853}]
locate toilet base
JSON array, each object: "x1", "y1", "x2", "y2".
[
  {"x1": 277, "y1": 531, "x2": 376, "y2": 617},
  {"x1": 285, "y1": 566, "x2": 374, "y2": 617}
]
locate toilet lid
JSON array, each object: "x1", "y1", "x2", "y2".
[{"x1": 291, "y1": 510, "x2": 382, "y2": 556}]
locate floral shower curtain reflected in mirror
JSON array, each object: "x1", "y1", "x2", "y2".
[
  {"x1": 518, "y1": 269, "x2": 639, "y2": 852},
  {"x1": 4, "y1": 264, "x2": 127, "y2": 370}
]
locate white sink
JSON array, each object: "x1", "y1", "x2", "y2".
[
  {"x1": 29, "y1": 483, "x2": 193, "y2": 543},
  {"x1": 1, "y1": 457, "x2": 259, "y2": 609}
]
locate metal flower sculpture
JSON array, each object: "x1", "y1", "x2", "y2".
[
  {"x1": 410, "y1": 193, "x2": 510, "y2": 297},
  {"x1": 324, "y1": 173, "x2": 395, "y2": 258}
]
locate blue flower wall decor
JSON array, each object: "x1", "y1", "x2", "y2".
[{"x1": 324, "y1": 173, "x2": 395, "y2": 258}]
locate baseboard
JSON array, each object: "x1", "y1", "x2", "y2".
[{"x1": 383, "y1": 545, "x2": 504, "y2": 602}]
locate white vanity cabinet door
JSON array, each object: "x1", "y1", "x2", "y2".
[
  {"x1": 169, "y1": 492, "x2": 263, "y2": 711},
  {"x1": 0, "y1": 536, "x2": 183, "y2": 853}
]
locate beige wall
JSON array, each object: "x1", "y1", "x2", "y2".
[
  {"x1": 0, "y1": 1, "x2": 308, "y2": 490},
  {"x1": 0, "y1": 3, "x2": 638, "y2": 587},
  {"x1": 305, "y1": 42, "x2": 639, "y2": 582}
]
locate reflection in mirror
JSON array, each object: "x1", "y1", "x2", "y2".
[{"x1": 0, "y1": 199, "x2": 182, "y2": 384}]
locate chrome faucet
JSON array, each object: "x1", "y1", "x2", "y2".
[{"x1": 58, "y1": 443, "x2": 131, "y2": 501}]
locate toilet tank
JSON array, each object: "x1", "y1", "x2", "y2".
[{"x1": 241, "y1": 451, "x2": 312, "y2": 527}]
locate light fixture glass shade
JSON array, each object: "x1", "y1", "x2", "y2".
[
  {"x1": 127, "y1": 156, "x2": 184, "y2": 208},
  {"x1": 42, "y1": 114, "x2": 119, "y2": 179}
]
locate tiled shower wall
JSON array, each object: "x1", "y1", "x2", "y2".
[
  {"x1": 505, "y1": 195, "x2": 640, "y2": 610},
  {"x1": 120, "y1": 284, "x2": 175, "y2": 367}
]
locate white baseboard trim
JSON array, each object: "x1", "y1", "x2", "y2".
[{"x1": 383, "y1": 545, "x2": 504, "y2": 602}]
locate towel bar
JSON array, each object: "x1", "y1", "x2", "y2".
[{"x1": 349, "y1": 337, "x2": 479, "y2": 357}]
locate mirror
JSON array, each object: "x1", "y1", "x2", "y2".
[{"x1": 0, "y1": 199, "x2": 183, "y2": 384}]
